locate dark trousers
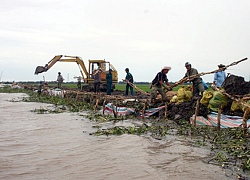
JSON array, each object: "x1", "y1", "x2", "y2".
[
  {"x1": 94, "y1": 82, "x2": 100, "y2": 93},
  {"x1": 107, "y1": 82, "x2": 112, "y2": 95},
  {"x1": 126, "y1": 83, "x2": 134, "y2": 96}
]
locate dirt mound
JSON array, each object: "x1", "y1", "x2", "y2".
[
  {"x1": 222, "y1": 74, "x2": 250, "y2": 95},
  {"x1": 167, "y1": 100, "x2": 209, "y2": 121}
]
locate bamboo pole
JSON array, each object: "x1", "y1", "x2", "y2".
[
  {"x1": 164, "y1": 102, "x2": 168, "y2": 121},
  {"x1": 142, "y1": 100, "x2": 148, "y2": 119},
  {"x1": 193, "y1": 98, "x2": 200, "y2": 127},
  {"x1": 90, "y1": 94, "x2": 93, "y2": 106},
  {"x1": 111, "y1": 102, "x2": 117, "y2": 118},
  {"x1": 115, "y1": 97, "x2": 118, "y2": 115},
  {"x1": 243, "y1": 108, "x2": 250, "y2": 137},
  {"x1": 94, "y1": 98, "x2": 99, "y2": 111},
  {"x1": 102, "y1": 98, "x2": 107, "y2": 115},
  {"x1": 217, "y1": 104, "x2": 223, "y2": 130},
  {"x1": 75, "y1": 91, "x2": 79, "y2": 101},
  {"x1": 124, "y1": 80, "x2": 151, "y2": 96},
  {"x1": 172, "y1": 57, "x2": 248, "y2": 88},
  {"x1": 214, "y1": 87, "x2": 250, "y2": 109}
]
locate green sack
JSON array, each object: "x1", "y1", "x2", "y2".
[{"x1": 208, "y1": 91, "x2": 228, "y2": 112}]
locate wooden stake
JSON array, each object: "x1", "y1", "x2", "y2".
[
  {"x1": 142, "y1": 99, "x2": 147, "y2": 119},
  {"x1": 115, "y1": 97, "x2": 118, "y2": 115},
  {"x1": 90, "y1": 94, "x2": 93, "y2": 105},
  {"x1": 111, "y1": 102, "x2": 117, "y2": 118},
  {"x1": 193, "y1": 99, "x2": 200, "y2": 127},
  {"x1": 217, "y1": 104, "x2": 222, "y2": 130},
  {"x1": 75, "y1": 91, "x2": 79, "y2": 101},
  {"x1": 243, "y1": 108, "x2": 250, "y2": 137},
  {"x1": 164, "y1": 102, "x2": 168, "y2": 121},
  {"x1": 102, "y1": 98, "x2": 107, "y2": 115},
  {"x1": 94, "y1": 98, "x2": 99, "y2": 111}
]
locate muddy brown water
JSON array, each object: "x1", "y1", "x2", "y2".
[{"x1": 0, "y1": 93, "x2": 232, "y2": 180}]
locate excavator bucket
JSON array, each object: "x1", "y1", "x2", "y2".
[{"x1": 34, "y1": 66, "x2": 47, "y2": 75}]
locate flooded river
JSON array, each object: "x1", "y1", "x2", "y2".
[{"x1": 0, "y1": 93, "x2": 231, "y2": 180}]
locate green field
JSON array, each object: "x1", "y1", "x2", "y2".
[
  {"x1": 114, "y1": 83, "x2": 180, "y2": 92},
  {"x1": 30, "y1": 82, "x2": 182, "y2": 92}
]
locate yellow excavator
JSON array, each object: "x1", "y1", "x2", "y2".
[{"x1": 34, "y1": 55, "x2": 118, "y2": 91}]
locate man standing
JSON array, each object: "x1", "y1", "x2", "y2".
[
  {"x1": 77, "y1": 76, "x2": 82, "y2": 89},
  {"x1": 213, "y1": 64, "x2": 226, "y2": 87},
  {"x1": 106, "y1": 69, "x2": 113, "y2": 95},
  {"x1": 123, "y1": 68, "x2": 134, "y2": 96},
  {"x1": 93, "y1": 68, "x2": 102, "y2": 94},
  {"x1": 57, "y1": 72, "x2": 64, "y2": 88},
  {"x1": 184, "y1": 62, "x2": 204, "y2": 97},
  {"x1": 151, "y1": 66, "x2": 172, "y2": 103},
  {"x1": 37, "y1": 81, "x2": 43, "y2": 95}
]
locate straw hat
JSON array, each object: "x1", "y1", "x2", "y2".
[{"x1": 162, "y1": 66, "x2": 171, "y2": 71}]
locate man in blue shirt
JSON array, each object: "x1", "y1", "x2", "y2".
[
  {"x1": 213, "y1": 64, "x2": 226, "y2": 87},
  {"x1": 123, "y1": 68, "x2": 134, "y2": 96}
]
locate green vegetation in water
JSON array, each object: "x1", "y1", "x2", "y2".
[
  {"x1": 0, "y1": 85, "x2": 249, "y2": 178},
  {"x1": 31, "y1": 106, "x2": 67, "y2": 114},
  {"x1": 0, "y1": 86, "x2": 90, "y2": 112}
]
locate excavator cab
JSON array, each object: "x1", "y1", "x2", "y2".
[{"x1": 85, "y1": 60, "x2": 117, "y2": 91}]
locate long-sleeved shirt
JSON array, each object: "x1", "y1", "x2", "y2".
[
  {"x1": 184, "y1": 68, "x2": 201, "y2": 85},
  {"x1": 214, "y1": 71, "x2": 226, "y2": 87},
  {"x1": 106, "y1": 72, "x2": 112, "y2": 83}
]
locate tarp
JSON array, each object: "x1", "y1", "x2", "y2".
[
  {"x1": 190, "y1": 112, "x2": 250, "y2": 128},
  {"x1": 104, "y1": 103, "x2": 165, "y2": 117},
  {"x1": 104, "y1": 103, "x2": 135, "y2": 116},
  {"x1": 137, "y1": 106, "x2": 165, "y2": 118}
]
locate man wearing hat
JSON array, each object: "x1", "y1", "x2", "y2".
[
  {"x1": 184, "y1": 62, "x2": 204, "y2": 97},
  {"x1": 150, "y1": 66, "x2": 172, "y2": 103},
  {"x1": 213, "y1": 64, "x2": 226, "y2": 87}
]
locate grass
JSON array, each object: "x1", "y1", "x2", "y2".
[{"x1": 28, "y1": 82, "x2": 182, "y2": 92}]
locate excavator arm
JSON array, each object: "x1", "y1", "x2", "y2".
[{"x1": 34, "y1": 55, "x2": 89, "y2": 79}]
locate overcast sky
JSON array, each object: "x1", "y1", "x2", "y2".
[{"x1": 0, "y1": 0, "x2": 249, "y2": 83}]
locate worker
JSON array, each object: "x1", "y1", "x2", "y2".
[
  {"x1": 202, "y1": 79, "x2": 209, "y2": 90},
  {"x1": 213, "y1": 64, "x2": 226, "y2": 87},
  {"x1": 37, "y1": 81, "x2": 43, "y2": 95},
  {"x1": 123, "y1": 68, "x2": 134, "y2": 96},
  {"x1": 106, "y1": 69, "x2": 113, "y2": 95},
  {"x1": 184, "y1": 62, "x2": 204, "y2": 97},
  {"x1": 150, "y1": 66, "x2": 172, "y2": 104},
  {"x1": 93, "y1": 68, "x2": 102, "y2": 94},
  {"x1": 57, "y1": 72, "x2": 64, "y2": 88},
  {"x1": 77, "y1": 76, "x2": 81, "y2": 89}
]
